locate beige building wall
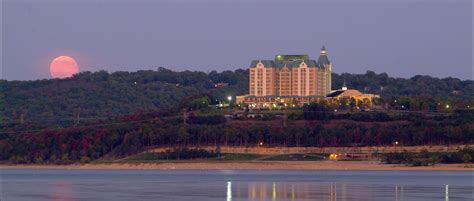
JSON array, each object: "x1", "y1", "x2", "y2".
[
  {"x1": 264, "y1": 68, "x2": 277, "y2": 96},
  {"x1": 291, "y1": 68, "x2": 299, "y2": 96},
  {"x1": 250, "y1": 58, "x2": 332, "y2": 98},
  {"x1": 279, "y1": 67, "x2": 292, "y2": 96},
  {"x1": 308, "y1": 68, "x2": 317, "y2": 96},
  {"x1": 256, "y1": 66, "x2": 264, "y2": 96},
  {"x1": 249, "y1": 68, "x2": 256, "y2": 96}
]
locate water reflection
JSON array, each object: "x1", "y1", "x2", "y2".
[
  {"x1": 445, "y1": 184, "x2": 449, "y2": 201},
  {"x1": 50, "y1": 182, "x2": 73, "y2": 201},
  {"x1": 4, "y1": 169, "x2": 468, "y2": 201},
  {"x1": 227, "y1": 181, "x2": 232, "y2": 201},
  {"x1": 226, "y1": 181, "x2": 452, "y2": 201}
]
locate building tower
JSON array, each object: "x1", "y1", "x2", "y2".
[
  {"x1": 317, "y1": 46, "x2": 332, "y2": 94},
  {"x1": 342, "y1": 79, "x2": 347, "y2": 91}
]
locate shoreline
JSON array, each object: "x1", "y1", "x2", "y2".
[{"x1": 2, "y1": 161, "x2": 473, "y2": 171}]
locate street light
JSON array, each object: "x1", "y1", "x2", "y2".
[{"x1": 227, "y1": 96, "x2": 232, "y2": 101}]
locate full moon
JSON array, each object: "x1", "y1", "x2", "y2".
[{"x1": 50, "y1": 56, "x2": 79, "y2": 78}]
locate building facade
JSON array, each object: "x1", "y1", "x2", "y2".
[
  {"x1": 238, "y1": 47, "x2": 332, "y2": 106},
  {"x1": 249, "y1": 47, "x2": 331, "y2": 97},
  {"x1": 326, "y1": 81, "x2": 380, "y2": 105}
]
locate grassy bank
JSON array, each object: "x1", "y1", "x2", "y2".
[
  {"x1": 121, "y1": 148, "x2": 329, "y2": 162},
  {"x1": 380, "y1": 148, "x2": 474, "y2": 166}
]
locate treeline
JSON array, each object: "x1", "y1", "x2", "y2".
[
  {"x1": 332, "y1": 71, "x2": 473, "y2": 100},
  {"x1": 0, "y1": 67, "x2": 248, "y2": 126},
  {"x1": 1, "y1": 109, "x2": 472, "y2": 164},
  {"x1": 287, "y1": 103, "x2": 472, "y2": 123},
  {"x1": 381, "y1": 148, "x2": 474, "y2": 166},
  {"x1": 2, "y1": 69, "x2": 472, "y2": 128}
]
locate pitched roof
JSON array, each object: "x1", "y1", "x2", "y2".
[
  {"x1": 318, "y1": 46, "x2": 330, "y2": 66},
  {"x1": 251, "y1": 50, "x2": 331, "y2": 68},
  {"x1": 251, "y1": 59, "x2": 323, "y2": 68},
  {"x1": 250, "y1": 60, "x2": 275, "y2": 68},
  {"x1": 326, "y1": 89, "x2": 363, "y2": 98},
  {"x1": 317, "y1": 55, "x2": 330, "y2": 66},
  {"x1": 326, "y1": 90, "x2": 345, "y2": 97}
]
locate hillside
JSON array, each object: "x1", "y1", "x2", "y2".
[
  {"x1": 1, "y1": 68, "x2": 472, "y2": 128},
  {"x1": 1, "y1": 67, "x2": 473, "y2": 164}
]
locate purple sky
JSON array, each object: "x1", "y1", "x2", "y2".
[{"x1": 2, "y1": 0, "x2": 473, "y2": 80}]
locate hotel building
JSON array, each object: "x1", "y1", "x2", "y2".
[{"x1": 237, "y1": 47, "x2": 332, "y2": 106}]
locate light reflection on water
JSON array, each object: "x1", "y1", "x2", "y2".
[
  {"x1": 2, "y1": 169, "x2": 472, "y2": 201},
  {"x1": 225, "y1": 181, "x2": 454, "y2": 201},
  {"x1": 50, "y1": 182, "x2": 73, "y2": 201}
]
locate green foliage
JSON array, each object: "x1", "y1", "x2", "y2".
[
  {"x1": 381, "y1": 148, "x2": 474, "y2": 165},
  {"x1": 381, "y1": 151, "x2": 413, "y2": 164},
  {"x1": 125, "y1": 148, "x2": 218, "y2": 161},
  {"x1": 1, "y1": 68, "x2": 473, "y2": 164},
  {"x1": 0, "y1": 68, "x2": 248, "y2": 129},
  {"x1": 333, "y1": 71, "x2": 473, "y2": 100},
  {"x1": 187, "y1": 114, "x2": 226, "y2": 125},
  {"x1": 461, "y1": 153, "x2": 472, "y2": 163},
  {"x1": 302, "y1": 103, "x2": 334, "y2": 120},
  {"x1": 263, "y1": 154, "x2": 327, "y2": 161},
  {"x1": 2, "y1": 69, "x2": 472, "y2": 129},
  {"x1": 80, "y1": 156, "x2": 91, "y2": 164},
  {"x1": 218, "y1": 153, "x2": 262, "y2": 160}
]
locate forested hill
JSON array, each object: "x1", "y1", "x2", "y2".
[
  {"x1": 332, "y1": 71, "x2": 473, "y2": 99},
  {"x1": 1, "y1": 68, "x2": 472, "y2": 125}
]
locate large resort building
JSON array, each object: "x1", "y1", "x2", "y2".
[
  {"x1": 237, "y1": 47, "x2": 333, "y2": 107},
  {"x1": 236, "y1": 46, "x2": 379, "y2": 107}
]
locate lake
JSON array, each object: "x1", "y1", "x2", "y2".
[{"x1": 1, "y1": 169, "x2": 472, "y2": 201}]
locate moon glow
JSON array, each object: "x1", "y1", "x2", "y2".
[{"x1": 50, "y1": 56, "x2": 79, "y2": 78}]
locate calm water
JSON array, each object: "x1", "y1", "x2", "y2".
[{"x1": 1, "y1": 169, "x2": 472, "y2": 201}]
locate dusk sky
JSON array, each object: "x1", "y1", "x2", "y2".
[{"x1": 2, "y1": 0, "x2": 472, "y2": 81}]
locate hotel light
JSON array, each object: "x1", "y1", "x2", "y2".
[
  {"x1": 273, "y1": 182, "x2": 276, "y2": 200},
  {"x1": 227, "y1": 181, "x2": 232, "y2": 201},
  {"x1": 445, "y1": 184, "x2": 448, "y2": 201}
]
